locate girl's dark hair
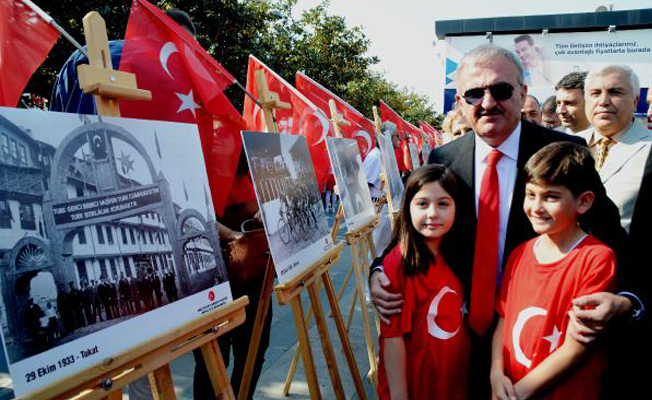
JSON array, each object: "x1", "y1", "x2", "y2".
[
  {"x1": 384, "y1": 164, "x2": 459, "y2": 276},
  {"x1": 524, "y1": 141, "x2": 602, "y2": 232}
]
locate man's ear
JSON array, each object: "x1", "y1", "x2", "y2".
[
  {"x1": 576, "y1": 191, "x2": 595, "y2": 215},
  {"x1": 519, "y1": 84, "x2": 528, "y2": 108}
]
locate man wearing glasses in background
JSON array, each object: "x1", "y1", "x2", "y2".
[{"x1": 369, "y1": 44, "x2": 638, "y2": 398}]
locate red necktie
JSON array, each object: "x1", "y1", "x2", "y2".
[{"x1": 469, "y1": 149, "x2": 503, "y2": 335}]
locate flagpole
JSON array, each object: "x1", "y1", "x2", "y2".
[
  {"x1": 20, "y1": 0, "x2": 89, "y2": 58},
  {"x1": 234, "y1": 80, "x2": 265, "y2": 113}
]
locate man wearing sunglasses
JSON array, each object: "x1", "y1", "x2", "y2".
[{"x1": 369, "y1": 44, "x2": 632, "y2": 398}]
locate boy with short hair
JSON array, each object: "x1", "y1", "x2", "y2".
[{"x1": 491, "y1": 142, "x2": 615, "y2": 400}]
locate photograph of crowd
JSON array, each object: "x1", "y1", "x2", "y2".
[{"x1": 242, "y1": 132, "x2": 332, "y2": 282}]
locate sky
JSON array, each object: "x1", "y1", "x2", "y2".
[{"x1": 293, "y1": 0, "x2": 651, "y2": 112}]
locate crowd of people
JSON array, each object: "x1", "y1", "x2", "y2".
[
  {"x1": 37, "y1": 2, "x2": 652, "y2": 399},
  {"x1": 26, "y1": 266, "x2": 179, "y2": 350},
  {"x1": 369, "y1": 43, "x2": 651, "y2": 400}
]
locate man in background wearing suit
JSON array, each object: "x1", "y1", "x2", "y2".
[
  {"x1": 572, "y1": 65, "x2": 651, "y2": 397},
  {"x1": 369, "y1": 44, "x2": 636, "y2": 397}
]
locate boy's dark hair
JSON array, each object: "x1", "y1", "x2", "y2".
[
  {"x1": 542, "y1": 95, "x2": 557, "y2": 113},
  {"x1": 555, "y1": 71, "x2": 588, "y2": 92},
  {"x1": 385, "y1": 164, "x2": 459, "y2": 276},
  {"x1": 165, "y1": 9, "x2": 196, "y2": 37},
  {"x1": 524, "y1": 141, "x2": 599, "y2": 198},
  {"x1": 524, "y1": 141, "x2": 619, "y2": 243}
]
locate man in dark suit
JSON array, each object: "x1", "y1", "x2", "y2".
[{"x1": 369, "y1": 44, "x2": 635, "y2": 397}]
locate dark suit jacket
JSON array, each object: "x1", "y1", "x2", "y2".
[
  {"x1": 426, "y1": 120, "x2": 627, "y2": 300},
  {"x1": 624, "y1": 145, "x2": 652, "y2": 319}
]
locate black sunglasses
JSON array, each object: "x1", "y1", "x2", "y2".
[{"x1": 463, "y1": 82, "x2": 520, "y2": 105}]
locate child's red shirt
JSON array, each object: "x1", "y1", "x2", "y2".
[
  {"x1": 497, "y1": 235, "x2": 616, "y2": 400},
  {"x1": 377, "y1": 245, "x2": 470, "y2": 400}
]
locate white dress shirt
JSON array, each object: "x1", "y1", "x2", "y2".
[
  {"x1": 363, "y1": 147, "x2": 383, "y2": 198},
  {"x1": 474, "y1": 122, "x2": 521, "y2": 280}
]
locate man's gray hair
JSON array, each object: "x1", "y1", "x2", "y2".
[
  {"x1": 586, "y1": 65, "x2": 640, "y2": 96},
  {"x1": 454, "y1": 44, "x2": 525, "y2": 90}
]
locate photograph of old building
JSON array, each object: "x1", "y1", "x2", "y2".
[{"x1": 0, "y1": 108, "x2": 228, "y2": 375}]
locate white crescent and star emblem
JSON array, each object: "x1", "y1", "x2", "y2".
[
  {"x1": 427, "y1": 286, "x2": 460, "y2": 340},
  {"x1": 312, "y1": 110, "x2": 331, "y2": 145},
  {"x1": 158, "y1": 42, "x2": 201, "y2": 119},
  {"x1": 159, "y1": 42, "x2": 178, "y2": 80},
  {"x1": 512, "y1": 307, "x2": 561, "y2": 368},
  {"x1": 175, "y1": 89, "x2": 200, "y2": 118},
  {"x1": 354, "y1": 129, "x2": 372, "y2": 155}
]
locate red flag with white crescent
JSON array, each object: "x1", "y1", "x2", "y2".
[
  {"x1": 118, "y1": 0, "x2": 244, "y2": 216},
  {"x1": 295, "y1": 71, "x2": 375, "y2": 159},
  {"x1": 242, "y1": 55, "x2": 333, "y2": 189},
  {"x1": 381, "y1": 100, "x2": 415, "y2": 171},
  {"x1": 0, "y1": 0, "x2": 59, "y2": 107}
]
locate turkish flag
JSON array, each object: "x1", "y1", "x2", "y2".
[
  {"x1": 295, "y1": 71, "x2": 375, "y2": 159},
  {"x1": 419, "y1": 121, "x2": 433, "y2": 141},
  {"x1": 119, "y1": 0, "x2": 243, "y2": 216},
  {"x1": 380, "y1": 100, "x2": 414, "y2": 170},
  {"x1": 243, "y1": 55, "x2": 333, "y2": 189},
  {"x1": 0, "y1": 0, "x2": 59, "y2": 107},
  {"x1": 420, "y1": 120, "x2": 446, "y2": 147}
]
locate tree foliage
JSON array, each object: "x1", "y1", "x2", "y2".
[{"x1": 24, "y1": 0, "x2": 440, "y2": 125}]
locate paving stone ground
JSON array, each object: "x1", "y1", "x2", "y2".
[{"x1": 0, "y1": 212, "x2": 381, "y2": 399}]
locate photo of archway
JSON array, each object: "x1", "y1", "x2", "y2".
[
  {"x1": 325, "y1": 137, "x2": 375, "y2": 231},
  {"x1": 0, "y1": 107, "x2": 231, "y2": 395},
  {"x1": 241, "y1": 132, "x2": 333, "y2": 284}
]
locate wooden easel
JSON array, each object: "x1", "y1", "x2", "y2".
[
  {"x1": 282, "y1": 100, "x2": 383, "y2": 395},
  {"x1": 18, "y1": 11, "x2": 248, "y2": 400},
  {"x1": 237, "y1": 71, "x2": 367, "y2": 400}
]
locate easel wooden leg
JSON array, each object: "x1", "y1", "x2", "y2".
[
  {"x1": 350, "y1": 240, "x2": 378, "y2": 383},
  {"x1": 237, "y1": 259, "x2": 275, "y2": 400},
  {"x1": 281, "y1": 343, "x2": 301, "y2": 396},
  {"x1": 281, "y1": 280, "x2": 321, "y2": 396},
  {"x1": 201, "y1": 339, "x2": 235, "y2": 400},
  {"x1": 322, "y1": 273, "x2": 368, "y2": 400},
  {"x1": 345, "y1": 289, "x2": 358, "y2": 331},
  {"x1": 307, "y1": 282, "x2": 345, "y2": 400},
  {"x1": 290, "y1": 295, "x2": 322, "y2": 400},
  {"x1": 149, "y1": 364, "x2": 177, "y2": 400}
]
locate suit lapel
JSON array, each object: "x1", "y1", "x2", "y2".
[
  {"x1": 600, "y1": 122, "x2": 652, "y2": 183},
  {"x1": 449, "y1": 133, "x2": 475, "y2": 199}
]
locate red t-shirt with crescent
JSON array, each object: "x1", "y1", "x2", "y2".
[
  {"x1": 377, "y1": 245, "x2": 470, "y2": 400},
  {"x1": 497, "y1": 235, "x2": 616, "y2": 400}
]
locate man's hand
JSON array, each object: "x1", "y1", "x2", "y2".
[
  {"x1": 490, "y1": 368, "x2": 518, "y2": 400},
  {"x1": 370, "y1": 271, "x2": 403, "y2": 324},
  {"x1": 569, "y1": 292, "x2": 632, "y2": 344}
]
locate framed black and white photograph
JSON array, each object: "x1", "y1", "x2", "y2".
[
  {"x1": 421, "y1": 143, "x2": 432, "y2": 162},
  {"x1": 325, "y1": 137, "x2": 375, "y2": 232},
  {"x1": 408, "y1": 143, "x2": 421, "y2": 170},
  {"x1": 377, "y1": 133, "x2": 404, "y2": 212},
  {"x1": 0, "y1": 107, "x2": 231, "y2": 395},
  {"x1": 241, "y1": 132, "x2": 333, "y2": 284}
]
